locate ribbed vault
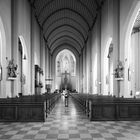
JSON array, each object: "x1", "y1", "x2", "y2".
[{"x1": 29, "y1": 0, "x2": 105, "y2": 54}]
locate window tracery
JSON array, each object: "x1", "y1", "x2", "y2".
[{"x1": 56, "y1": 49, "x2": 76, "y2": 76}]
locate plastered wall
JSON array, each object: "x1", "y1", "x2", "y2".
[
  {"x1": 0, "y1": 0, "x2": 48, "y2": 97},
  {"x1": 0, "y1": 0, "x2": 12, "y2": 97}
]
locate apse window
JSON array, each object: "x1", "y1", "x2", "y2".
[{"x1": 56, "y1": 49, "x2": 76, "y2": 76}]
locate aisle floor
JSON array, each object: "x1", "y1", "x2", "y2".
[{"x1": 0, "y1": 96, "x2": 140, "y2": 140}]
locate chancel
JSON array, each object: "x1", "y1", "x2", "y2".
[
  {"x1": 64, "y1": 71, "x2": 69, "y2": 86},
  {"x1": 61, "y1": 70, "x2": 71, "y2": 90},
  {"x1": 0, "y1": 0, "x2": 140, "y2": 139}
]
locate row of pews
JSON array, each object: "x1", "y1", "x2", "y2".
[
  {"x1": 70, "y1": 93, "x2": 140, "y2": 121},
  {"x1": 0, "y1": 93, "x2": 61, "y2": 122}
]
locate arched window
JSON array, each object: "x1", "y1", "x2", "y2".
[{"x1": 56, "y1": 49, "x2": 76, "y2": 76}]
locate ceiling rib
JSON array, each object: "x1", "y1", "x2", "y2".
[
  {"x1": 76, "y1": 0, "x2": 95, "y2": 18},
  {"x1": 42, "y1": 8, "x2": 90, "y2": 29},
  {"x1": 37, "y1": 0, "x2": 94, "y2": 20},
  {"x1": 51, "y1": 43, "x2": 80, "y2": 55},
  {"x1": 48, "y1": 28, "x2": 84, "y2": 43},
  {"x1": 37, "y1": 0, "x2": 56, "y2": 17},
  {"x1": 29, "y1": 0, "x2": 105, "y2": 54},
  {"x1": 49, "y1": 35, "x2": 82, "y2": 49},
  {"x1": 43, "y1": 10, "x2": 89, "y2": 32},
  {"x1": 48, "y1": 30, "x2": 84, "y2": 46},
  {"x1": 44, "y1": 17, "x2": 88, "y2": 35},
  {"x1": 51, "y1": 41, "x2": 81, "y2": 54},
  {"x1": 45, "y1": 24, "x2": 86, "y2": 42}
]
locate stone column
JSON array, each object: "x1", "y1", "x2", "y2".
[
  {"x1": 79, "y1": 54, "x2": 83, "y2": 93},
  {"x1": 83, "y1": 47, "x2": 87, "y2": 93},
  {"x1": 97, "y1": 12, "x2": 101, "y2": 94},
  {"x1": 40, "y1": 31, "x2": 46, "y2": 94},
  {"x1": 49, "y1": 51, "x2": 52, "y2": 91},
  {"x1": 31, "y1": 7, "x2": 35, "y2": 95},
  {"x1": 11, "y1": 0, "x2": 18, "y2": 97},
  {"x1": 45, "y1": 46, "x2": 48, "y2": 80},
  {"x1": 113, "y1": 0, "x2": 120, "y2": 97}
]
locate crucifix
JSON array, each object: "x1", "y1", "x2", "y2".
[
  {"x1": 64, "y1": 70, "x2": 69, "y2": 89},
  {"x1": 64, "y1": 71, "x2": 68, "y2": 83}
]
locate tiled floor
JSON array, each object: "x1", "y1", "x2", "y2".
[{"x1": 0, "y1": 96, "x2": 140, "y2": 140}]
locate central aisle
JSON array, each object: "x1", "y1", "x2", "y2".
[
  {"x1": 43, "y1": 95, "x2": 95, "y2": 139},
  {"x1": 0, "y1": 95, "x2": 140, "y2": 140},
  {"x1": 45, "y1": 96, "x2": 91, "y2": 139},
  {"x1": 42, "y1": 96, "x2": 140, "y2": 140},
  {"x1": 48, "y1": 95, "x2": 88, "y2": 125}
]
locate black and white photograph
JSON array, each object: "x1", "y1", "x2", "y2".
[{"x1": 0, "y1": 0, "x2": 140, "y2": 140}]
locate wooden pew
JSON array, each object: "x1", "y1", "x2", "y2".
[
  {"x1": 0, "y1": 93, "x2": 61, "y2": 122},
  {"x1": 70, "y1": 93, "x2": 140, "y2": 121},
  {"x1": 89, "y1": 97, "x2": 140, "y2": 121},
  {"x1": 44, "y1": 93, "x2": 61, "y2": 114},
  {"x1": 70, "y1": 93, "x2": 89, "y2": 114},
  {"x1": 0, "y1": 102, "x2": 46, "y2": 122}
]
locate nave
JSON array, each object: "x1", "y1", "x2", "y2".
[{"x1": 0, "y1": 96, "x2": 140, "y2": 140}]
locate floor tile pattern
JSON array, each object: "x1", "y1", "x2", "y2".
[{"x1": 0, "y1": 96, "x2": 140, "y2": 140}]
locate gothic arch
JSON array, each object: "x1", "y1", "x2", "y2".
[
  {"x1": 56, "y1": 49, "x2": 76, "y2": 76},
  {"x1": 0, "y1": 16, "x2": 6, "y2": 97},
  {"x1": 123, "y1": 1, "x2": 140, "y2": 97},
  {"x1": 18, "y1": 36, "x2": 28, "y2": 95},
  {"x1": 18, "y1": 36, "x2": 28, "y2": 60},
  {"x1": 103, "y1": 37, "x2": 113, "y2": 95},
  {"x1": 52, "y1": 46, "x2": 80, "y2": 92}
]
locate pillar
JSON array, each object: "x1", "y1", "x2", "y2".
[
  {"x1": 11, "y1": 0, "x2": 18, "y2": 97},
  {"x1": 113, "y1": 0, "x2": 120, "y2": 97},
  {"x1": 40, "y1": 31, "x2": 46, "y2": 94},
  {"x1": 31, "y1": 7, "x2": 35, "y2": 95}
]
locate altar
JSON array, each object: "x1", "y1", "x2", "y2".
[{"x1": 61, "y1": 71, "x2": 71, "y2": 90}]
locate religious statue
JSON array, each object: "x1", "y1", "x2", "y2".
[
  {"x1": 7, "y1": 59, "x2": 18, "y2": 78},
  {"x1": 114, "y1": 60, "x2": 124, "y2": 79}
]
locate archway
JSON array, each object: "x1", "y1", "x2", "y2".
[
  {"x1": 51, "y1": 44, "x2": 80, "y2": 92},
  {"x1": 127, "y1": 10, "x2": 140, "y2": 97},
  {"x1": 0, "y1": 17, "x2": 6, "y2": 98},
  {"x1": 55, "y1": 49, "x2": 76, "y2": 91},
  {"x1": 18, "y1": 36, "x2": 28, "y2": 95},
  {"x1": 103, "y1": 37, "x2": 113, "y2": 95},
  {"x1": 124, "y1": 1, "x2": 140, "y2": 97}
]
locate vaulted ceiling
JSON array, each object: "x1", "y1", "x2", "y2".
[{"x1": 29, "y1": 0, "x2": 105, "y2": 54}]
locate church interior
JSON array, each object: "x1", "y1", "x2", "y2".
[{"x1": 0, "y1": 0, "x2": 140, "y2": 139}]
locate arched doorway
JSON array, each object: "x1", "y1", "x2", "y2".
[
  {"x1": 55, "y1": 49, "x2": 76, "y2": 91},
  {"x1": 124, "y1": 1, "x2": 140, "y2": 97},
  {"x1": 103, "y1": 37, "x2": 113, "y2": 95}
]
